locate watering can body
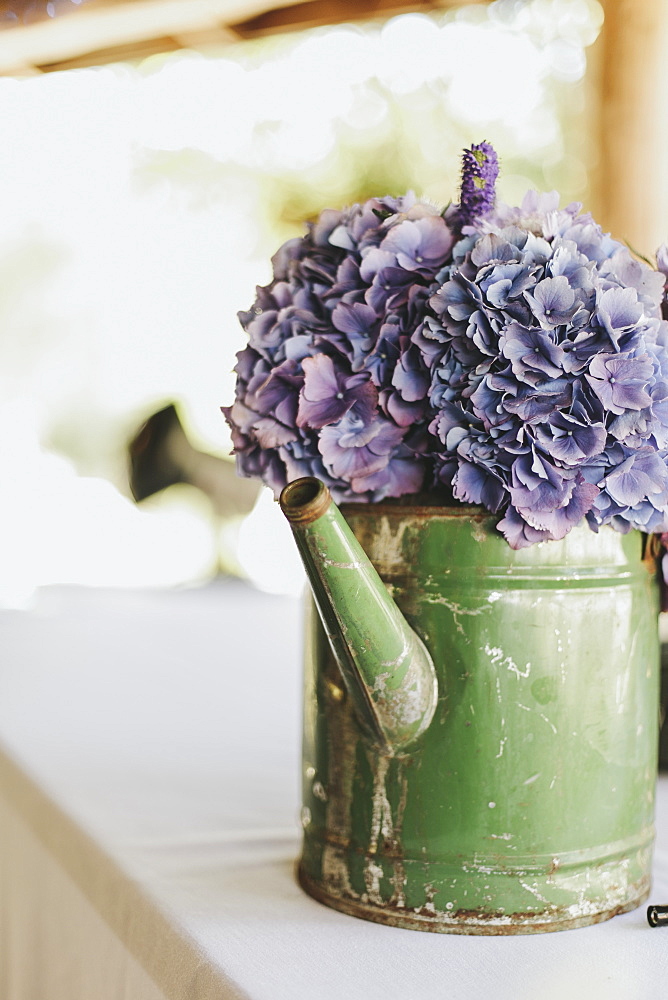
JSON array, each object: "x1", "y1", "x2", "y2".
[{"x1": 280, "y1": 478, "x2": 660, "y2": 934}]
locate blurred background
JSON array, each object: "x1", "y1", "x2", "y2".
[{"x1": 0, "y1": 0, "x2": 666, "y2": 606}]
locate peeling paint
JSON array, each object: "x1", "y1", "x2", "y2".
[
  {"x1": 516, "y1": 702, "x2": 558, "y2": 735},
  {"x1": 378, "y1": 639, "x2": 410, "y2": 670},
  {"x1": 368, "y1": 754, "x2": 393, "y2": 854},
  {"x1": 372, "y1": 671, "x2": 391, "y2": 694},
  {"x1": 359, "y1": 752, "x2": 411, "y2": 909},
  {"x1": 363, "y1": 860, "x2": 385, "y2": 904},
  {"x1": 469, "y1": 519, "x2": 490, "y2": 544},
  {"x1": 372, "y1": 642, "x2": 438, "y2": 731},
  {"x1": 319, "y1": 554, "x2": 365, "y2": 571},
  {"x1": 484, "y1": 643, "x2": 531, "y2": 679},
  {"x1": 321, "y1": 696, "x2": 359, "y2": 900},
  {"x1": 354, "y1": 514, "x2": 413, "y2": 574},
  {"x1": 390, "y1": 763, "x2": 409, "y2": 908},
  {"x1": 424, "y1": 594, "x2": 489, "y2": 634},
  {"x1": 520, "y1": 881, "x2": 550, "y2": 904}
]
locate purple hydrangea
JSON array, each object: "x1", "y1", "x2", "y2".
[
  {"x1": 224, "y1": 145, "x2": 668, "y2": 552},
  {"x1": 424, "y1": 189, "x2": 668, "y2": 546},
  {"x1": 223, "y1": 193, "x2": 457, "y2": 502}
]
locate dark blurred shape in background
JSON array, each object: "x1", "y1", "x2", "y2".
[{"x1": 129, "y1": 402, "x2": 260, "y2": 517}]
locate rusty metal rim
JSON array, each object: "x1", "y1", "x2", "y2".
[
  {"x1": 340, "y1": 501, "x2": 488, "y2": 519},
  {"x1": 297, "y1": 865, "x2": 650, "y2": 935},
  {"x1": 280, "y1": 477, "x2": 332, "y2": 524},
  {"x1": 339, "y1": 503, "x2": 657, "y2": 565}
]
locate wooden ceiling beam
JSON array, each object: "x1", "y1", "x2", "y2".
[
  {"x1": 34, "y1": 34, "x2": 184, "y2": 72},
  {"x1": 0, "y1": 0, "x2": 489, "y2": 74},
  {"x1": 229, "y1": 0, "x2": 485, "y2": 39},
  {"x1": 0, "y1": 0, "x2": 290, "y2": 74}
]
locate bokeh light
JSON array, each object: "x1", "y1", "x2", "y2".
[{"x1": 0, "y1": 0, "x2": 604, "y2": 602}]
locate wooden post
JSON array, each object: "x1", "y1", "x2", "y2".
[{"x1": 591, "y1": 0, "x2": 668, "y2": 256}]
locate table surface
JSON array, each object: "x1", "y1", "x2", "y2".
[{"x1": 1, "y1": 581, "x2": 668, "y2": 1000}]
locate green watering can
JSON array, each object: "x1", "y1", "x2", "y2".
[{"x1": 279, "y1": 476, "x2": 660, "y2": 934}]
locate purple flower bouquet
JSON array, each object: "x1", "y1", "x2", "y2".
[{"x1": 224, "y1": 143, "x2": 668, "y2": 555}]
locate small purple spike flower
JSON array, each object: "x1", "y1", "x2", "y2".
[{"x1": 459, "y1": 141, "x2": 499, "y2": 226}]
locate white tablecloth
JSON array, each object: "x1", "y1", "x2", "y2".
[{"x1": 1, "y1": 582, "x2": 668, "y2": 1000}]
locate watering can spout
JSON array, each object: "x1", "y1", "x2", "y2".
[{"x1": 279, "y1": 477, "x2": 438, "y2": 755}]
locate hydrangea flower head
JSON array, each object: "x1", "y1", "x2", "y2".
[
  {"x1": 224, "y1": 143, "x2": 668, "y2": 552},
  {"x1": 423, "y1": 193, "x2": 668, "y2": 546},
  {"x1": 223, "y1": 192, "x2": 458, "y2": 502}
]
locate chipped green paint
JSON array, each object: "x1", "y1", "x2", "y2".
[{"x1": 280, "y1": 478, "x2": 660, "y2": 934}]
